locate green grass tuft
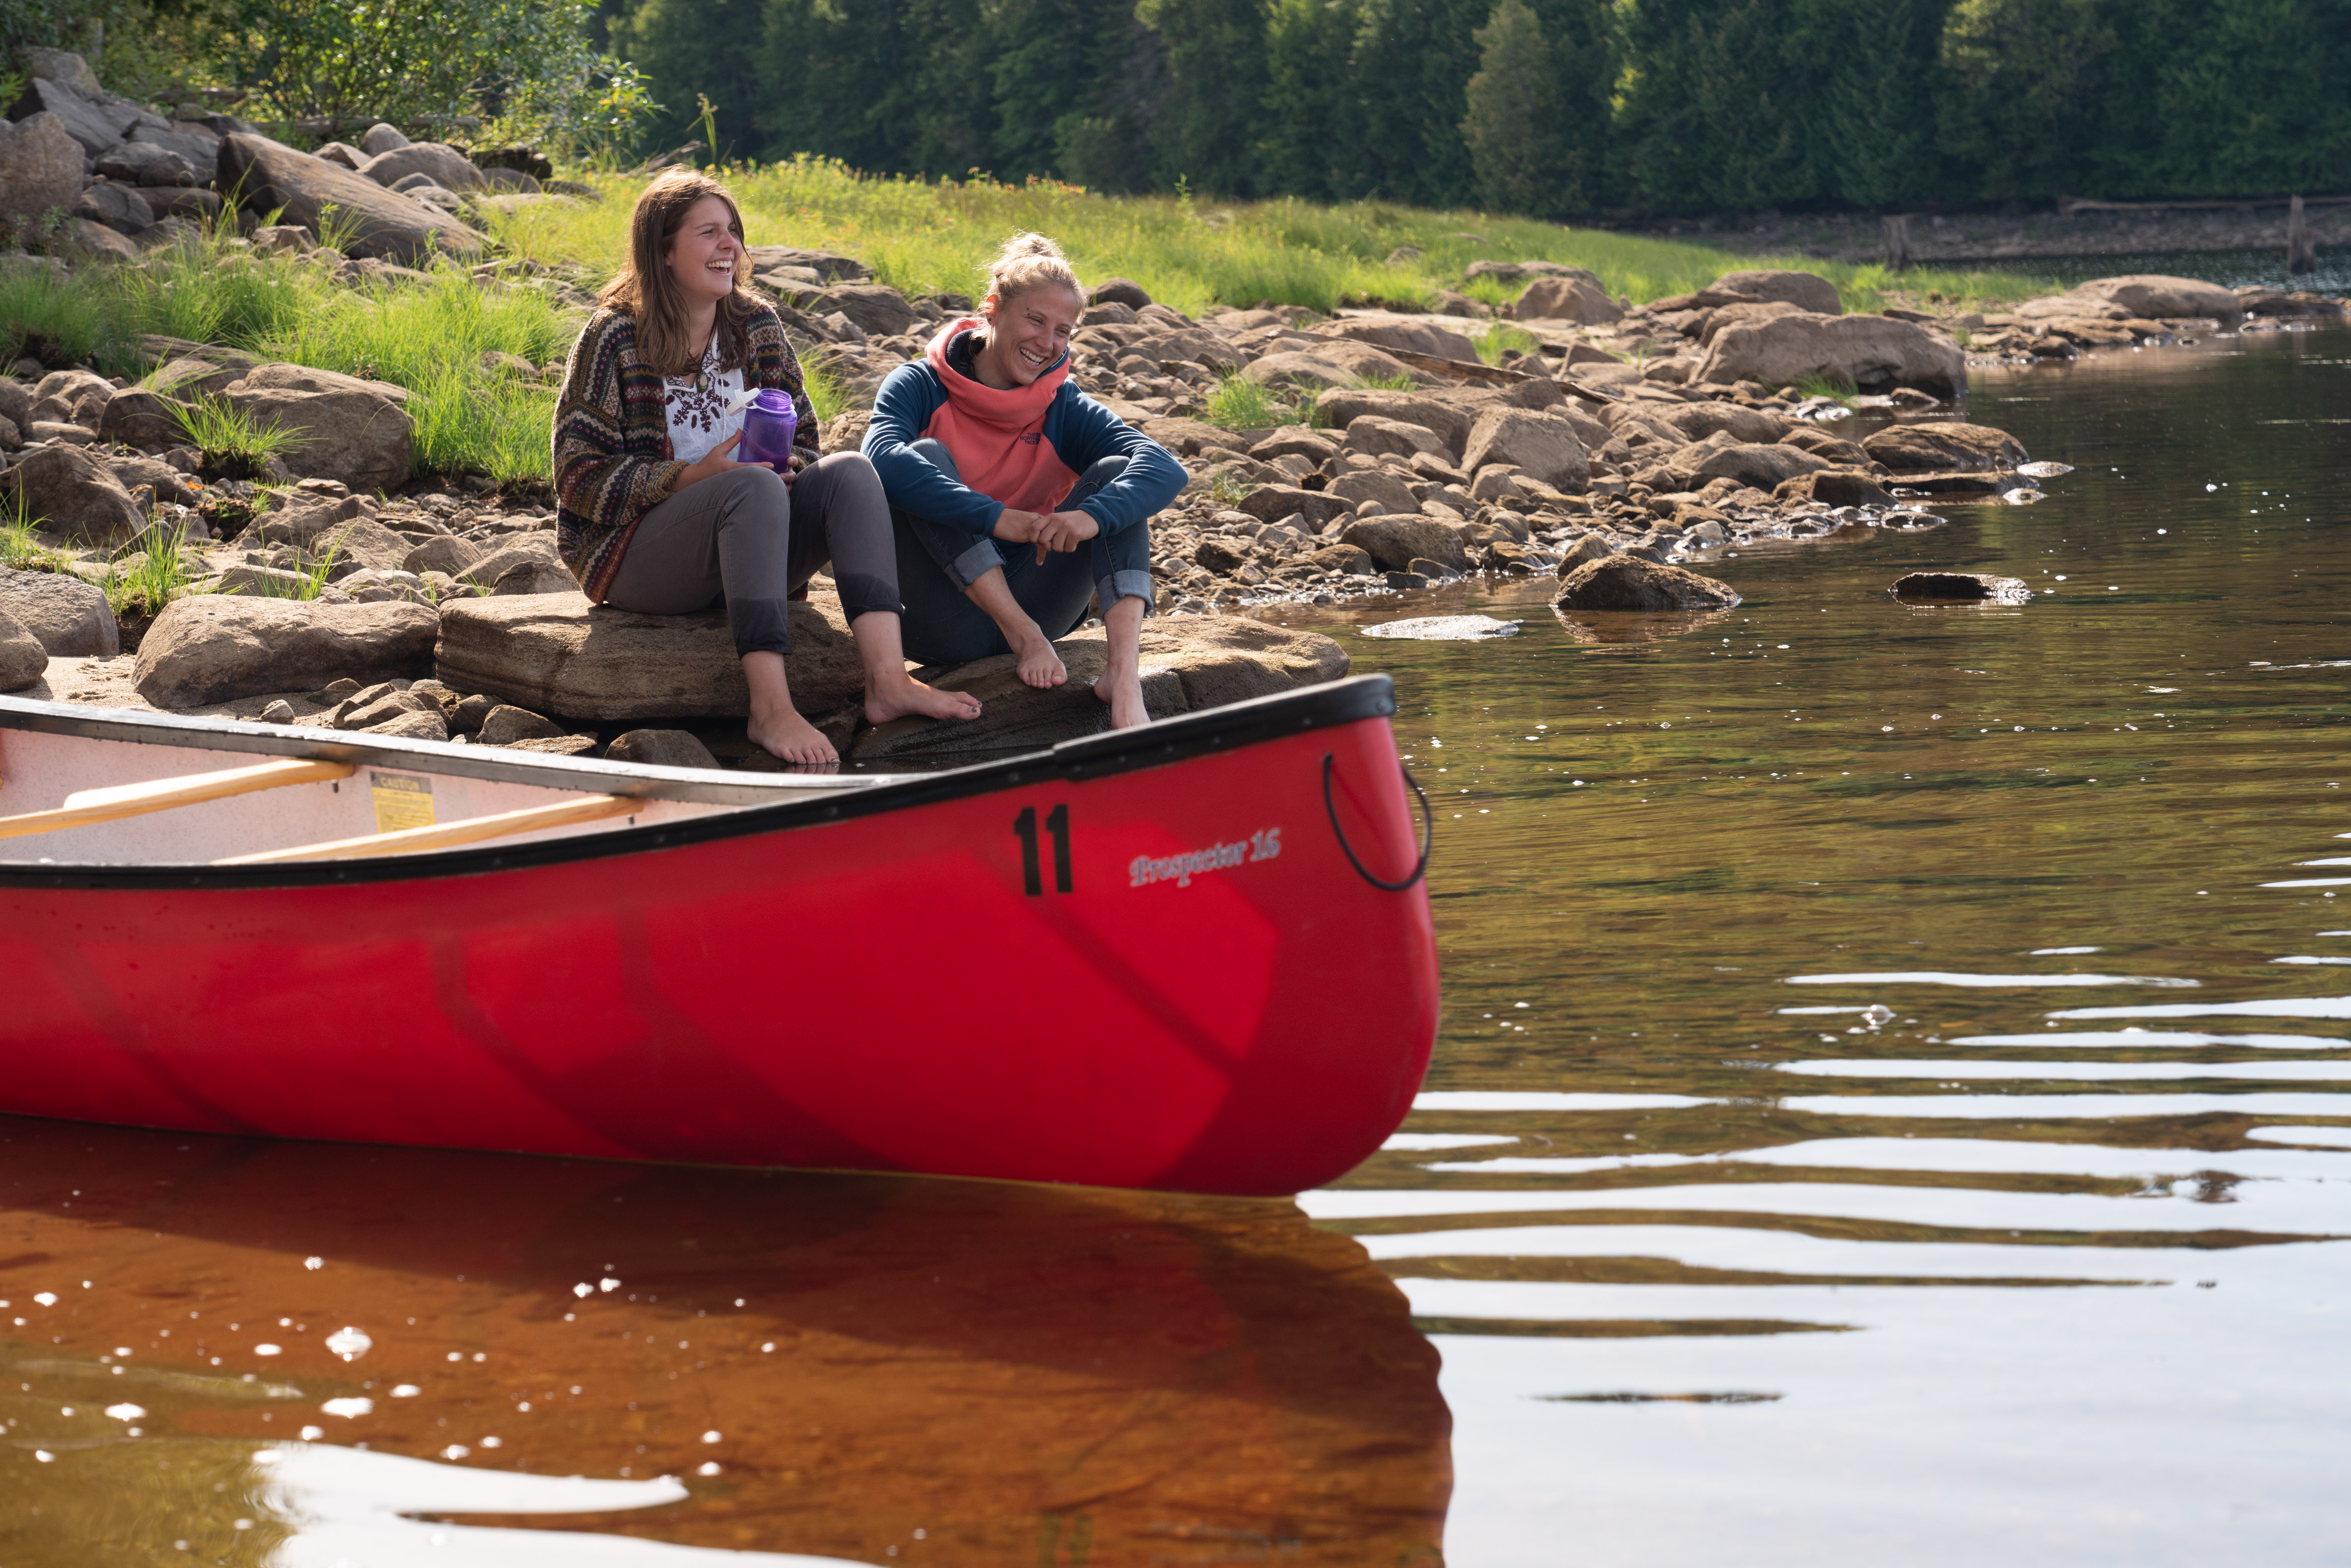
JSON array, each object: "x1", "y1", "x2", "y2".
[{"x1": 167, "y1": 393, "x2": 305, "y2": 478}]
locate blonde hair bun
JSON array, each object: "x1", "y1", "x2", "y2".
[{"x1": 982, "y1": 232, "x2": 1082, "y2": 306}]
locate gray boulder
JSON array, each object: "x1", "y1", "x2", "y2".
[
  {"x1": 403, "y1": 535, "x2": 483, "y2": 577},
  {"x1": 0, "y1": 114, "x2": 86, "y2": 234},
  {"x1": 1694, "y1": 312, "x2": 1965, "y2": 397},
  {"x1": 1312, "y1": 390, "x2": 1476, "y2": 458},
  {"x1": 133, "y1": 596, "x2": 439, "y2": 707},
  {"x1": 74, "y1": 180, "x2": 154, "y2": 234},
  {"x1": 214, "y1": 133, "x2": 486, "y2": 265},
  {"x1": 0, "y1": 607, "x2": 47, "y2": 691},
  {"x1": 1554, "y1": 554, "x2": 1742, "y2": 611},
  {"x1": 219, "y1": 362, "x2": 414, "y2": 492},
  {"x1": 1328, "y1": 468, "x2": 1418, "y2": 516},
  {"x1": 742, "y1": 245, "x2": 872, "y2": 283},
  {"x1": 8, "y1": 74, "x2": 157, "y2": 156},
  {"x1": 1234, "y1": 485, "x2": 1353, "y2": 531},
  {"x1": 1340, "y1": 516, "x2": 1469, "y2": 574},
  {"x1": 355, "y1": 141, "x2": 486, "y2": 192},
  {"x1": 127, "y1": 122, "x2": 223, "y2": 184},
  {"x1": 358, "y1": 122, "x2": 411, "y2": 156},
  {"x1": 814, "y1": 284, "x2": 918, "y2": 340},
  {"x1": 1710, "y1": 270, "x2": 1842, "y2": 315},
  {"x1": 105, "y1": 454, "x2": 199, "y2": 505},
  {"x1": 1862, "y1": 422, "x2": 2028, "y2": 472},
  {"x1": 1515, "y1": 276, "x2": 1622, "y2": 324},
  {"x1": 1341, "y1": 415, "x2": 1448, "y2": 462},
  {"x1": 1242, "y1": 343, "x2": 1419, "y2": 391},
  {"x1": 462, "y1": 533, "x2": 565, "y2": 589},
  {"x1": 1461, "y1": 407, "x2": 1589, "y2": 492},
  {"x1": 435, "y1": 592, "x2": 865, "y2": 720},
  {"x1": 95, "y1": 141, "x2": 194, "y2": 186},
  {"x1": 0, "y1": 567, "x2": 116, "y2": 655},
  {"x1": 17, "y1": 47, "x2": 102, "y2": 94},
  {"x1": 605, "y1": 729, "x2": 721, "y2": 769},
  {"x1": 1670, "y1": 440, "x2": 1830, "y2": 491},
  {"x1": 1, "y1": 445, "x2": 146, "y2": 546},
  {"x1": 1314, "y1": 318, "x2": 1481, "y2": 364},
  {"x1": 98, "y1": 386, "x2": 190, "y2": 449},
  {"x1": 2029, "y1": 275, "x2": 2243, "y2": 329}
]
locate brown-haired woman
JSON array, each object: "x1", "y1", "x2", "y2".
[{"x1": 551, "y1": 169, "x2": 978, "y2": 763}]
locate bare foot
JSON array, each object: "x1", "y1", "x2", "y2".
[
  {"x1": 1011, "y1": 629, "x2": 1067, "y2": 690},
  {"x1": 748, "y1": 706, "x2": 837, "y2": 766},
  {"x1": 1094, "y1": 668, "x2": 1149, "y2": 729},
  {"x1": 866, "y1": 673, "x2": 983, "y2": 725}
]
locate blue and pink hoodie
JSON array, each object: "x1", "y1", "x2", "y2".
[{"x1": 864, "y1": 318, "x2": 1185, "y2": 535}]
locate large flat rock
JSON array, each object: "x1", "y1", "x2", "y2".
[
  {"x1": 134, "y1": 595, "x2": 439, "y2": 707},
  {"x1": 853, "y1": 616, "x2": 1350, "y2": 763},
  {"x1": 434, "y1": 591, "x2": 863, "y2": 721},
  {"x1": 1695, "y1": 312, "x2": 1964, "y2": 398},
  {"x1": 220, "y1": 363, "x2": 414, "y2": 492}
]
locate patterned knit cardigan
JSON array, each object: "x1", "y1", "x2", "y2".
[{"x1": 551, "y1": 301, "x2": 820, "y2": 603}]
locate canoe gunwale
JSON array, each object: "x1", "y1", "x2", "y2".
[{"x1": 0, "y1": 674, "x2": 1398, "y2": 891}]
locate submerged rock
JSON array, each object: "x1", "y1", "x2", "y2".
[
  {"x1": 605, "y1": 729, "x2": 722, "y2": 769},
  {"x1": 1863, "y1": 423, "x2": 2028, "y2": 472},
  {"x1": 1359, "y1": 615, "x2": 1522, "y2": 641},
  {"x1": 1553, "y1": 554, "x2": 1742, "y2": 612},
  {"x1": 1889, "y1": 572, "x2": 2032, "y2": 604}
]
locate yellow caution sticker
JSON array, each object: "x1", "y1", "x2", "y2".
[{"x1": 369, "y1": 772, "x2": 435, "y2": 833}]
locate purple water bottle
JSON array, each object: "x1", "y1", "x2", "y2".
[{"x1": 737, "y1": 389, "x2": 799, "y2": 470}]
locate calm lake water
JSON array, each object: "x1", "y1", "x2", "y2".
[{"x1": 6, "y1": 326, "x2": 2349, "y2": 1565}]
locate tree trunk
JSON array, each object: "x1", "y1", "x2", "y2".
[{"x1": 1881, "y1": 214, "x2": 1912, "y2": 271}]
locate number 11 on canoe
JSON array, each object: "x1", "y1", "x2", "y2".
[{"x1": 1012, "y1": 804, "x2": 1073, "y2": 896}]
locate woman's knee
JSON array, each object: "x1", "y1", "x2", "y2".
[{"x1": 710, "y1": 461, "x2": 789, "y2": 512}]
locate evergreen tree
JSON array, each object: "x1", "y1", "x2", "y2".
[
  {"x1": 1816, "y1": 0, "x2": 1953, "y2": 208},
  {"x1": 1461, "y1": 0, "x2": 1576, "y2": 216},
  {"x1": 1138, "y1": 0, "x2": 1276, "y2": 195},
  {"x1": 1346, "y1": 0, "x2": 1487, "y2": 207},
  {"x1": 1936, "y1": 0, "x2": 2116, "y2": 200},
  {"x1": 1257, "y1": 0, "x2": 1369, "y2": 200}
]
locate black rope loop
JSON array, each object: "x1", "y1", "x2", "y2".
[{"x1": 1322, "y1": 751, "x2": 1432, "y2": 892}]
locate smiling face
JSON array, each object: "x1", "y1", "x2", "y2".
[
  {"x1": 664, "y1": 193, "x2": 743, "y2": 309},
  {"x1": 975, "y1": 285, "x2": 1082, "y2": 390}
]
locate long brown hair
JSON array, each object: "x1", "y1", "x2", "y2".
[{"x1": 598, "y1": 169, "x2": 756, "y2": 377}]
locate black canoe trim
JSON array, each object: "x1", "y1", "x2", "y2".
[{"x1": 0, "y1": 674, "x2": 1396, "y2": 890}]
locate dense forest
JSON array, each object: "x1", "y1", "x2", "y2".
[{"x1": 605, "y1": 0, "x2": 2351, "y2": 216}]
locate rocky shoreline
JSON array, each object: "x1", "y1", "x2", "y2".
[
  {"x1": 3, "y1": 45, "x2": 2346, "y2": 767},
  {"x1": 1623, "y1": 201, "x2": 2351, "y2": 270}
]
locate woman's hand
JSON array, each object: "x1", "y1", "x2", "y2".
[
  {"x1": 676, "y1": 432, "x2": 746, "y2": 490},
  {"x1": 992, "y1": 508, "x2": 1045, "y2": 545},
  {"x1": 1033, "y1": 509, "x2": 1099, "y2": 557},
  {"x1": 780, "y1": 448, "x2": 811, "y2": 485}
]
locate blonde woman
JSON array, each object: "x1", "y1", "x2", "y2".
[
  {"x1": 551, "y1": 169, "x2": 979, "y2": 764},
  {"x1": 864, "y1": 233, "x2": 1184, "y2": 730}
]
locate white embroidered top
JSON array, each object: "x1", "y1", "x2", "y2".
[{"x1": 662, "y1": 334, "x2": 745, "y2": 464}]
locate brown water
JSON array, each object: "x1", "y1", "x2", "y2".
[{"x1": 6, "y1": 328, "x2": 2350, "y2": 1565}]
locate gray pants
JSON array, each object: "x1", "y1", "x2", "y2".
[{"x1": 605, "y1": 454, "x2": 901, "y2": 657}]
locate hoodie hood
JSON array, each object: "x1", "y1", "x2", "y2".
[{"x1": 925, "y1": 318, "x2": 1069, "y2": 432}]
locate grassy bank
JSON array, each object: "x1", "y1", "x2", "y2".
[
  {"x1": 482, "y1": 156, "x2": 2056, "y2": 316},
  {"x1": 2, "y1": 228, "x2": 571, "y2": 486}
]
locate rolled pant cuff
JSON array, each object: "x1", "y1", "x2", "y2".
[
  {"x1": 950, "y1": 536, "x2": 1005, "y2": 587},
  {"x1": 1099, "y1": 569, "x2": 1155, "y2": 613},
  {"x1": 833, "y1": 570, "x2": 903, "y2": 623},
  {"x1": 729, "y1": 598, "x2": 793, "y2": 659}
]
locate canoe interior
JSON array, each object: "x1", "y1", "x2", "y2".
[{"x1": 0, "y1": 696, "x2": 881, "y2": 867}]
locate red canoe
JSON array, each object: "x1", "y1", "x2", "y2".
[{"x1": 0, "y1": 677, "x2": 1437, "y2": 1196}]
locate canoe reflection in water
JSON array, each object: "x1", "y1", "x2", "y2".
[{"x1": 0, "y1": 1117, "x2": 1453, "y2": 1566}]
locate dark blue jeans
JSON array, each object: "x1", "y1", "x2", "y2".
[{"x1": 890, "y1": 438, "x2": 1154, "y2": 667}]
